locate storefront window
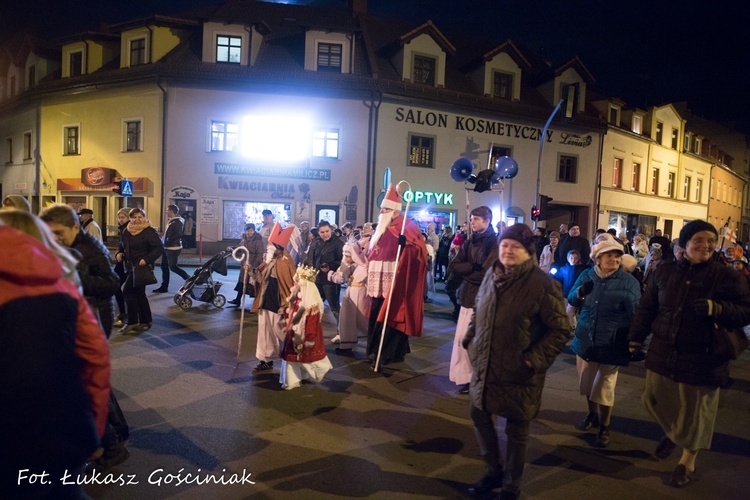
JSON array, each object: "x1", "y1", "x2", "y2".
[{"x1": 222, "y1": 200, "x2": 291, "y2": 240}]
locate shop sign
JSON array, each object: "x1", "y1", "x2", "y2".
[
  {"x1": 217, "y1": 176, "x2": 295, "y2": 199},
  {"x1": 402, "y1": 190, "x2": 454, "y2": 205},
  {"x1": 215, "y1": 162, "x2": 331, "y2": 181},
  {"x1": 169, "y1": 185, "x2": 197, "y2": 199},
  {"x1": 80, "y1": 167, "x2": 114, "y2": 186}
]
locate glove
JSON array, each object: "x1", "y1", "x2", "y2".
[
  {"x1": 320, "y1": 263, "x2": 329, "y2": 273},
  {"x1": 398, "y1": 234, "x2": 406, "y2": 248},
  {"x1": 694, "y1": 299, "x2": 722, "y2": 317},
  {"x1": 578, "y1": 280, "x2": 594, "y2": 298},
  {"x1": 472, "y1": 263, "x2": 484, "y2": 273}
]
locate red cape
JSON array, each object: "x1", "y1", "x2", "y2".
[{"x1": 373, "y1": 215, "x2": 427, "y2": 336}]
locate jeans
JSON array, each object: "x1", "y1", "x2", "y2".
[
  {"x1": 317, "y1": 282, "x2": 341, "y2": 313},
  {"x1": 470, "y1": 404, "x2": 530, "y2": 495},
  {"x1": 160, "y1": 248, "x2": 190, "y2": 287}
]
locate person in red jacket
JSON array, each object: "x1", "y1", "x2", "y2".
[{"x1": 0, "y1": 220, "x2": 110, "y2": 499}]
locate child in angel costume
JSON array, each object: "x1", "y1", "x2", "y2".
[
  {"x1": 327, "y1": 239, "x2": 371, "y2": 354},
  {"x1": 279, "y1": 265, "x2": 334, "y2": 390}
]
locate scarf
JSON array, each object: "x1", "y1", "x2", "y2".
[
  {"x1": 492, "y1": 257, "x2": 534, "y2": 289},
  {"x1": 593, "y1": 264, "x2": 617, "y2": 280},
  {"x1": 126, "y1": 219, "x2": 152, "y2": 236}
]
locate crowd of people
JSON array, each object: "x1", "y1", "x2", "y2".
[{"x1": 3, "y1": 191, "x2": 749, "y2": 498}]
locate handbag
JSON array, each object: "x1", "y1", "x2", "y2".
[
  {"x1": 711, "y1": 322, "x2": 749, "y2": 359},
  {"x1": 132, "y1": 264, "x2": 157, "y2": 288}
]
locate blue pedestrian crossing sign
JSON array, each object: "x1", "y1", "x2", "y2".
[{"x1": 121, "y1": 179, "x2": 134, "y2": 197}]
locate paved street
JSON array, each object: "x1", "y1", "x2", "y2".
[{"x1": 86, "y1": 264, "x2": 750, "y2": 499}]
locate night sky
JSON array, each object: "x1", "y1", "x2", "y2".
[{"x1": 3, "y1": 0, "x2": 748, "y2": 132}]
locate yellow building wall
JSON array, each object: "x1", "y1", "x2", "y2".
[{"x1": 709, "y1": 166, "x2": 744, "y2": 235}]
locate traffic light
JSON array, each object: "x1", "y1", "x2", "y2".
[
  {"x1": 112, "y1": 181, "x2": 122, "y2": 195},
  {"x1": 531, "y1": 205, "x2": 540, "y2": 221},
  {"x1": 539, "y1": 195, "x2": 553, "y2": 220}
]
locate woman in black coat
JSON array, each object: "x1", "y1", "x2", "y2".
[
  {"x1": 629, "y1": 220, "x2": 750, "y2": 488},
  {"x1": 115, "y1": 208, "x2": 163, "y2": 333}
]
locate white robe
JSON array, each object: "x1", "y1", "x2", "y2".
[
  {"x1": 449, "y1": 306, "x2": 473, "y2": 385},
  {"x1": 329, "y1": 261, "x2": 370, "y2": 348}
]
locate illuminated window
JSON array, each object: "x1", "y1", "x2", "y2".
[
  {"x1": 493, "y1": 72, "x2": 512, "y2": 99},
  {"x1": 671, "y1": 128, "x2": 678, "y2": 149},
  {"x1": 408, "y1": 134, "x2": 434, "y2": 168},
  {"x1": 211, "y1": 121, "x2": 238, "y2": 152},
  {"x1": 683, "y1": 176, "x2": 691, "y2": 200},
  {"x1": 413, "y1": 55, "x2": 436, "y2": 86},
  {"x1": 694, "y1": 138, "x2": 701, "y2": 154},
  {"x1": 632, "y1": 162, "x2": 641, "y2": 191},
  {"x1": 632, "y1": 115, "x2": 642, "y2": 134},
  {"x1": 124, "y1": 120, "x2": 142, "y2": 152},
  {"x1": 651, "y1": 168, "x2": 659, "y2": 195},
  {"x1": 217, "y1": 36, "x2": 242, "y2": 64},
  {"x1": 64, "y1": 126, "x2": 79, "y2": 155},
  {"x1": 312, "y1": 129, "x2": 339, "y2": 158},
  {"x1": 613, "y1": 158, "x2": 623, "y2": 188},
  {"x1": 667, "y1": 172, "x2": 676, "y2": 198},
  {"x1": 695, "y1": 178, "x2": 702, "y2": 203},
  {"x1": 684, "y1": 133, "x2": 691, "y2": 152},
  {"x1": 558, "y1": 155, "x2": 577, "y2": 183},
  {"x1": 130, "y1": 38, "x2": 146, "y2": 66},
  {"x1": 655, "y1": 121, "x2": 663, "y2": 144},
  {"x1": 317, "y1": 43, "x2": 342, "y2": 72}
]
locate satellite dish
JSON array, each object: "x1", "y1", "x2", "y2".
[
  {"x1": 494, "y1": 156, "x2": 519, "y2": 179},
  {"x1": 450, "y1": 158, "x2": 474, "y2": 182},
  {"x1": 383, "y1": 168, "x2": 392, "y2": 190}
]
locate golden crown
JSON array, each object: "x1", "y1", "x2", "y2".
[{"x1": 296, "y1": 264, "x2": 320, "y2": 282}]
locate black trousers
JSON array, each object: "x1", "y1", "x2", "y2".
[
  {"x1": 122, "y1": 274, "x2": 152, "y2": 324},
  {"x1": 366, "y1": 297, "x2": 410, "y2": 362},
  {"x1": 160, "y1": 248, "x2": 190, "y2": 287}
]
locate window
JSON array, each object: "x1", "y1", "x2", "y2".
[
  {"x1": 654, "y1": 121, "x2": 663, "y2": 144},
  {"x1": 217, "y1": 35, "x2": 242, "y2": 64},
  {"x1": 667, "y1": 172, "x2": 676, "y2": 198},
  {"x1": 671, "y1": 128, "x2": 678, "y2": 150},
  {"x1": 612, "y1": 158, "x2": 623, "y2": 188},
  {"x1": 317, "y1": 43, "x2": 342, "y2": 72},
  {"x1": 684, "y1": 134, "x2": 690, "y2": 152},
  {"x1": 130, "y1": 38, "x2": 146, "y2": 66},
  {"x1": 632, "y1": 162, "x2": 641, "y2": 191},
  {"x1": 413, "y1": 55, "x2": 436, "y2": 86},
  {"x1": 69, "y1": 51, "x2": 83, "y2": 77},
  {"x1": 695, "y1": 178, "x2": 702, "y2": 203},
  {"x1": 493, "y1": 72, "x2": 513, "y2": 99},
  {"x1": 23, "y1": 132, "x2": 32, "y2": 160},
  {"x1": 651, "y1": 168, "x2": 659, "y2": 195},
  {"x1": 27, "y1": 65, "x2": 35, "y2": 89},
  {"x1": 5, "y1": 137, "x2": 12, "y2": 163},
  {"x1": 632, "y1": 115, "x2": 642, "y2": 134},
  {"x1": 64, "y1": 126, "x2": 79, "y2": 155},
  {"x1": 693, "y1": 138, "x2": 701, "y2": 155},
  {"x1": 210, "y1": 120, "x2": 238, "y2": 152},
  {"x1": 557, "y1": 155, "x2": 577, "y2": 183},
  {"x1": 683, "y1": 176, "x2": 691, "y2": 200},
  {"x1": 408, "y1": 134, "x2": 434, "y2": 168},
  {"x1": 312, "y1": 129, "x2": 339, "y2": 158},
  {"x1": 124, "y1": 120, "x2": 142, "y2": 152},
  {"x1": 608, "y1": 106, "x2": 619, "y2": 125}
]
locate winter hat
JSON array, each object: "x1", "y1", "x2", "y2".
[
  {"x1": 590, "y1": 234, "x2": 625, "y2": 260},
  {"x1": 650, "y1": 243, "x2": 663, "y2": 256},
  {"x1": 498, "y1": 223, "x2": 535, "y2": 256},
  {"x1": 621, "y1": 254, "x2": 638, "y2": 273},
  {"x1": 548, "y1": 231, "x2": 560, "y2": 239},
  {"x1": 678, "y1": 220, "x2": 718, "y2": 249}
]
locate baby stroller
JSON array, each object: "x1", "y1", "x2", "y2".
[{"x1": 173, "y1": 248, "x2": 231, "y2": 310}]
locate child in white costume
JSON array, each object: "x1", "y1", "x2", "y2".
[{"x1": 327, "y1": 240, "x2": 370, "y2": 352}]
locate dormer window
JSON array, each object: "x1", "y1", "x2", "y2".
[
  {"x1": 493, "y1": 71, "x2": 513, "y2": 99},
  {"x1": 217, "y1": 35, "x2": 242, "y2": 64},
  {"x1": 655, "y1": 121, "x2": 663, "y2": 144},
  {"x1": 694, "y1": 138, "x2": 701, "y2": 155},
  {"x1": 317, "y1": 43, "x2": 342, "y2": 72},
  {"x1": 684, "y1": 133, "x2": 691, "y2": 152},
  {"x1": 632, "y1": 115, "x2": 642, "y2": 134},
  {"x1": 130, "y1": 38, "x2": 146, "y2": 66},
  {"x1": 69, "y1": 51, "x2": 83, "y2": 77},
  {"x1": 413, "y1": 55, "x2": 436, "y2": 86},
  {"x1": 28, "y1": 65, "x2": 35, "y2": 89},
  {"x1": 608, "y1": 106, "x2": 620, "y2": 125}
]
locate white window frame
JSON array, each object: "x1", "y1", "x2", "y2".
[
  {"x1": 412, "y1": 54, "x2": 437, "y2": 86},
  {"x1": 612, "y1": 158, "x2": 623, "y2": 188},
  {"x1": 122, "y1": 118, "x2": 143, "y2": 152},
  {"x1": 632, "y1": 115, "x2": 642, "y2": 134},
  {"x1": 63, "y1": 124, "x2": 81, "y2": 156},
  {"x1": 557, "y1": 154, "x2": 578, "y2": 183},
  {"x1": 209, "y1": 119, "x2": 239, "y2": 152},
  {"x1": 129, "y1": 37, "x2": 147, "y2": 66},
  {"x1": 216, "y1": 35, "x2": 242, "y2": 64},
  {"x1": 312, "y1": 128, "x2": 340, "y2": 159},
  {"x1": 69, "y1": 50, "x2": 84, "y2": 77},
  {"x1": 695, "y1": 178, "x2": 702, "y2": 203},
  {"x1": 683, "y1": 176, "x2": 691, "y2": 200},
  {"x1": 667, "y1": 171, "x2": 676, "y2": 198},
  {"x1": 316, "y1": 42, "x2": 343, "y2": 72},
  {"x1": 492, "y1": 71, "x2": 513, "y2": 100},
  {"x1": 23, "y1": 131, "x2": 32, "y2": 160}
]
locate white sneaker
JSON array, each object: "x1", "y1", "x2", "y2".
[{"x1": 330, "y1": 334, "x2": 341, "y2": 344}]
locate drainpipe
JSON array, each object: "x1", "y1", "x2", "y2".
[
  {"x1": 594, "y1": 127, "x2": 605, "y2": 232},
  {"x1": 157, "y1": 79, "x2": 167, "y2": 220},
  {"x1": 365, "y1": 90, "x2": 382, "y2": 221}
]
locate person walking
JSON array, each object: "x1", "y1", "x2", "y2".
[
  {"x1": 435, "y1": 226, "x2": 453, "y2": 281},
  {"x1": 539, "y1": 230, "x2": 559, "y2": 274},
  {"x1": 629, "y1": 220, "x2": 750, "y2": 488},
  {"x1": 463, "y1": 223, "x2": 570, "y2": 499},
  {"x1": 154, "y1": 204, "x2": 190, "y2": 293},
  {"x1": 250, "y1": 223, "x2": 296, "y2": 374},
  {"x1": 78, "y1": 208, "x2": 103, "y2": 242},
  {"x1": 567, "y1": 234, "x2": 641, "y2": 447},
  {"x1": 327, "y1": 240, "x2": 370, "y2": 354},
  {"x1": 306, "y1": 220, "x2": 344, "y2": 321},
  {"x1": 447, "y1": 206, "x2": 498, "y2": 394},
  {"x1": 228, "y1": 222, "x2": 265, "y2": 306},
  {"x1": 115, "y1": 208, "x2": 163, "y2": 333},
  {"x1": 113, "y1": 208, "x2": 131, "y2": 326}
]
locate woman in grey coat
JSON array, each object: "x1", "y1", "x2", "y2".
[{"x1": 462, "y1": 223, "x2": 570, "y2": 499}]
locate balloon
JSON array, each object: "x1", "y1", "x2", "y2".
[
  {"x1": 495, "y1": 156, "x2": 519, "y2": 179},
  {"x1": 450, "y1": 158, "x2": 474, "y2": 182},
  {"x1": 383, "y1": 167, "x2": 392, "y2": 190}
]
